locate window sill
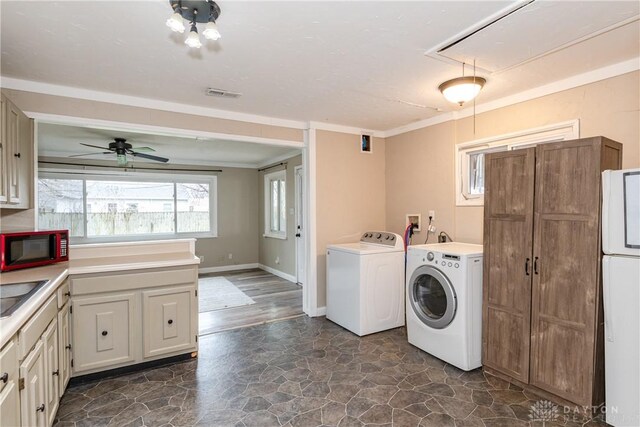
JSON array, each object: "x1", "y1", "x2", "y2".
[
  {"x1": 263, "y1": 233, "x2": 287, "y2": 240},
  {"x1": 70, "y1": 232, "x2": 218, "y2": 244}
]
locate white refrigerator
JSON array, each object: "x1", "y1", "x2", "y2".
[{"x1": 602, "y1": 168, "x2": 640, "y2": 427}]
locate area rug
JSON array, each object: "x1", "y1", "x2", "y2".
[{"x1": 198, "y1": 277, "x2": 256, "y2": 313}]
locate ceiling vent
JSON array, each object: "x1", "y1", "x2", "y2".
[{"x1": 205, "y1": 88, "x2": 242, "y2": 98}]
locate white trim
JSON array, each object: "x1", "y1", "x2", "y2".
[
  {"x1": 263, "y1": 169, "x2": 287, "y2": 239},
  {"x1": 258, "y1": 264, "x2": 297, "y2": 283},
  {"x1": 26, "y1": 112, "x2": 304, "y2": 148},
  {"x1": 1, "y1": 77, "x2": 307, "y2": 130},
  {"x1": 455, "y1": 120, "x2": 580, "y2": 206},
  {"x1": 304, "y1": 128, "x2": 319, "y2": 317},
  {"x1": 294, "y1": 165, "x2": 305, "y2": 286},
  {"x1": 198, "y1": 263, "x2": 259, "y2": 274},
  {"x1": 383, "y1": 57, "x2": 640, "y2": 138},
  {"x1": 315, "y1": 306, "x2": 326, "y2": 317},
  {"x1": 308, "y1": 121, "x2": 385, "y2": 138}
]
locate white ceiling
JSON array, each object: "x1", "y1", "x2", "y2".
[
  {"x1": 1, "y1": 1, "x2": 638, "y2": 131},
  {"x1": 38, "y1": 122, "x2": 300, "y2": 168}
]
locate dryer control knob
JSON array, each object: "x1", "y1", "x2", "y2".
[
  {"x1": 427, "y1": 252, "x2": 435, "y2": 261},
  {"x1": 376, "y1": 233, "x2": 382, "y2": 239},
  {"x1": 385, "y1": 236, "x2": 390, "y2": 240}
]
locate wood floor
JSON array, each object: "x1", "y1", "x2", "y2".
[{"x1": 198, "y1": 268, "x2": 303, "y2": 336}]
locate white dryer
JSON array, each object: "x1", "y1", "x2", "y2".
[
  {"x1": 406, "y1": 242, "x2": 483, "y2": 371},
  {"x1": 326, "y1": 231, "x2": 405, "y2": 336}
]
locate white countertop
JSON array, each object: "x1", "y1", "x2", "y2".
[{"x1": 0, "y1": 246, "x2": 200, "y2": 350}]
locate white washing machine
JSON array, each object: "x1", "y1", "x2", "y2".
[
  {"x1": 326, "y1": 231, "x2": 405, "y2": 336},
  {"x1": 406, "y1": 242, "x2": 483, "y2": 371}
]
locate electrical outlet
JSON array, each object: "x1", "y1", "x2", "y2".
[
  {"x1": 228, "y1": 253, "x2": 233, "y2": 260},
  {"x1": 275, "y1": 256, "x2": 280, "y2": 265},
  {"x1": 428, "y1": 210, "x2": 435, "y2": 221}
]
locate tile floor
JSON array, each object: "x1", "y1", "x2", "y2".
[{"x1": 53, "y1": 317, "x2": 606, "y2": 427}]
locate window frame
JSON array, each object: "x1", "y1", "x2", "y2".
[
  {"x1": 263, "y1": 169, "x2": 287, "y2": 240},
  {"x1": 455, "y1": 120, "x2": 580, "y2": 206},
  {"x1": 38, "y1": 169, "x2": 218, "y2": 243}
]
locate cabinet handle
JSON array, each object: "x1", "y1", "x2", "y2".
[
  {"x1": 525, "y1": 258, "x2": 530, "y2": 276},
  {"x1": 52, "y1": 369, "x2": 59, "y2": 376},
  {"x1": 167, "y1": 319, "x2": 174, "y2": 325},
  {"x1": 14, "y1": 153, "x2": 21, "y2": 158},
  {"x1": 101, "y1": 330, "x2": 108, "y2": 336},
  {"x1": 64, "y1": 291, "x2": 71, "y2": 297},
  {"x1": 36, "y1": 404, "x2": 45, "y2": 412},
  {"x1": 0, "y1": 373, "x2": 7, "y2": 383},
  {"x1": 534, "y1": 257, "x2": 539, "y2": 275},
  {"x1": 65, "y1": 344, "x2": 72, "y2": 350}
]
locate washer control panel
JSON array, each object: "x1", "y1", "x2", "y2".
[
  {"x1": 361, "y1": 231, "x2": 400, "y2": 246},
  {"x1": 422, "y1": 252, "x2": 461, "y2": 269}
]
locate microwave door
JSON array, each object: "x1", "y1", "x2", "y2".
[{"x1": 8, "y1": 235, "x2": 54, "y2": 266}]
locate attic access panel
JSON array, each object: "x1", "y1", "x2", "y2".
[{"x1": 435, "y1": 1, "x2": 639, "y2": 73}]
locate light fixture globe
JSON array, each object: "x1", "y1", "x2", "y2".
[
  {"x1": 185, "y1": 25, "x2": 202, "y2": 48},
  {"x1": 203, "y1": 21, "x2": 221, "y2": 40},
  {"x1": 166, "y1": 12, "x2": 185, "y2": 33},
  {"x1": 438, "y1": 76, "x2": 486, "y2": 106}
]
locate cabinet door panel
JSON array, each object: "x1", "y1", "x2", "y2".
[
  {"x1": 0, "y1": 95, "x2": 7, "y2": 203},
  {"x1": 20, "y1": 341, "x2": 46, "y2": 427},
  {"x1": 143, "y1": 286, "x2": 196, "y2": 358},
  {"x1": 5, "y1": 100, "x2": 20, "y2": 204},
  {"x1": 73, "y1": 293, "x2": 136, "y2": 373},
  {"x1": 58, "y1": 302, "x2": 72, "y2": 394},
  {"x1": 0, "y1": 380, "x2": 19, "y2": 427},
  {"x1": 43, "y1": 320, "x2": 59, "y2": 426},
  {"x1": 530, "y1": 139, "x2": 601, "y2": 405},
  {"x1": 482, "y1": 148, "x2": 535, "y2": 383}
]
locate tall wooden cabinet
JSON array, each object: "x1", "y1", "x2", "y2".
[{"x1": 482, "y1": 136, "x2": 622, "y2": 407}]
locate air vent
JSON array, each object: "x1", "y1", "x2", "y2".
[{"x1": 206, "y1": 88, "x2": 242, "y2": 98}]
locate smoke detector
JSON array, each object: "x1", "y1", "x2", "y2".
[{"x1": 205, "y1": 88, "x2": 242, "y2": 98}]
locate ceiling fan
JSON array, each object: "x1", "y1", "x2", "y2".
[{"x1": 69, "y1": 138, "x2": 169, "y2": 166}]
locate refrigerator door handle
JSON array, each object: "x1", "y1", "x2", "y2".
[{"x1": 603, "y1": 257, "x2": 614, "y2": 342}]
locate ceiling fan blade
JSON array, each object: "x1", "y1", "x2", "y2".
[
  {"x1": 80, "y1": 143, "x2": 112, "y2": 150},
  {"x1": 129, "y1": 151, "x2": 169, "y2": 163},
  {"x1": 68, "y1": 152, "x2": 113, "y2": 157},
  {"x1": 130, "y1": 146, "x2": 156, "y2": 152}
]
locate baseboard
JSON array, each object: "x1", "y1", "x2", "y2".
[
  {"x1": 199, "y1": 263, "x2": 259, "y2": 274},
  {"x1": 258, "y1": 264, "x2": 297, "y2": 283},
  {"x1": 314, "y1": 306, "x2": 327, "y2": 317}
]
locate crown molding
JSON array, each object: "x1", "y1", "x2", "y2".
[
  {"x1": 257, "y1": 149, "x2": 302, "y2": 169},
  {"x1": 308, "y1": 121, "x2": 385, "y2": 138},
  {"x1": 382, "y1": 57, "x2": 640, "y2": 138},
  {"x1": 0, "y1": 76, "x2": 308, "y2": 130}
]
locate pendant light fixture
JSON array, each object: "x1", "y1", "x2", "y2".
[
  {"x1": 166, "y1": 0, "x2": 221, "y2": 49},
  {"x1": 438, "y1": 62, "x2": 486, "y2": 106}
]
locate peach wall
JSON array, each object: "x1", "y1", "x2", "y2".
[
  {"x1": 316, "y1": 130, "x2": 386, "y2": 307},
  {"x1": 386, "y1": 71, "x2": 640, "y2": 244}
]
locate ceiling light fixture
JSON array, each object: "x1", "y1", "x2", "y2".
[
  {"x1": 438, "y1": 62, "x2": 486, "y2": 106},
  {"x1": 166, "y1": 0, "x2": 221, "y2": 49}
]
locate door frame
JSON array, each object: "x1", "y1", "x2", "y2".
[{"x1": 294, "y1": 165, "x2": 304, "y2": 286}]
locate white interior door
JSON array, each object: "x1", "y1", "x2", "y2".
[{"x1": 294, "y1": 166, "x2": 305, "y2": 285}]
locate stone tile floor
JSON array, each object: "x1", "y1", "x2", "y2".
[{"x1": 54, "y1": 317, "x2": 607, "y2": 426}]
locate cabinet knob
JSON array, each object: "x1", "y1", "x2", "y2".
[
  {"x1": 36, "y1": 404, "x2": 45, "y2": 413},
  {"x1": 14, "y1": 153, "x2": 21, "y2": 158},
  {"x1": 65, "y1": 344, "x2": 72, "y2": 350},
  {"x1": 0, "y1": 372, "x2": 7, "y2": 383},
  {"x1": 167, "y1": 319, "x2": 174, "y2": 325},
  {"x1": 52, "y1": 369, "x2": 59, "y2": 376},
  {"x1": 101, "y1": 330, "x2": 108, "y2": 336}
]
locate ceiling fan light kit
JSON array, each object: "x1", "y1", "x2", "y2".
[
  {"x1": 166, "y1": 0, "x2": 221, "y2": 49},
  {"x1": 76, "y1": 138, "x2": 169, "y2": 166}
]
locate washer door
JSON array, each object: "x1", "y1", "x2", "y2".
[{"x1": 408, "y1": 265, "x2": 457, "y2": 329}]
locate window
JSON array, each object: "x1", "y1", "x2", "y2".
[
  {"x1": 455, "y1": 120, "x2": 580, "y2": 206},
  {"x1": 38, "y1": 171, "x2": 217, "y2": 242},
  {"x1": 264, "y1": 169, "x2": 286, "y2": 239}
]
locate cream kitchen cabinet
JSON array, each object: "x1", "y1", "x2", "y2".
[
  {"x1": 19, "y1": 340, "x2": 46, "y2": 427},
  {"x1": 143, "y1": 286, "x2": 197, "y2": 358},
  {"x1": 72, "y1": 292, "x2": 136, "y2": 373},
  {"x1": 57, "y1": 302, "x2": 71, "y2": 396},
  {"x1": 0, "y1": 338, "x2": 20, "y2": 427},
  {"x1": 70, "y1": 265, "x2": 198, "y2": 376},
  {"x1": 42, "y1": 321, "x2": 59, "y2": 426},
  {"x1": 0, "y1": 92, "x2": 33, "y2": 209}
]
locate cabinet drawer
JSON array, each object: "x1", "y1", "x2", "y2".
[
  {"x1": 19, "y1": 295, "x2": 57, "y2": 358},
  {"x1": 0, "y1": 339, "x2": 18, "y2": 394},
  {"x1": 73, "y1": 293, "x2": 136, "y2": 373},
  {"x1": 143, "y1": 286, "x2": 196, "y2": 358},
  {"x1": 57, "y1": 279, "x2": 70, "y2": 308},
  {"x1": 71, "y1": 266, "x2": 197, "y2": 295}
]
